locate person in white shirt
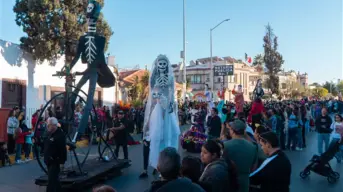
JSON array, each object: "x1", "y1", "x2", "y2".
[{"x1": 329, "y1": 114, "x2": 343, "y2": 163}]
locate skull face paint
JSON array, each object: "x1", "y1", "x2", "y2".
[
  {"x1": 87, "y1": 3, "x2": 94, "y2": 13},
  {"x1": 157, "y1": 59, "x2": 168, "y2": 73}
]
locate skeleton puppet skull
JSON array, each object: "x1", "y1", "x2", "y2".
[
  {"x1": 157, "y1": 59, "x2": 168, "y2": 73},
  {"x1": 87, "y1": 3, "x2": 95, "y2": 13}
]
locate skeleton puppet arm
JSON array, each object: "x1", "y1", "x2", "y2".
[{"x1": 68, "y1": 37, "x2": 83, "y2": 70}]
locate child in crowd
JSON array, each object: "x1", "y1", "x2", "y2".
[
  {"x1": 0, "y1": 143, "x2": 10, "y2": 166},
  {"x1": 15, "y1": 127, "x2": 31, "y2": 164},
  {"x1": 25, "y1": 127, "x2": 34, "y2": 161}
]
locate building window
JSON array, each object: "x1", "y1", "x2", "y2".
[
  {"x1": 205, "y1": 74, "x2": 210, "y2": 82},
  {"x1": 281, "y1": 83, "x2": 286, "y2": 89},
  {"x1": 191, "y1": 75, "x2": 201, "y2": 84},
  {"x1": 8, "y1": 83, "x2": 16, "y2": 92}
]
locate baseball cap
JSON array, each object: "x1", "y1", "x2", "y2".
[{"x1": 229, "y1": 119, "x2": 246, "y2": 133}]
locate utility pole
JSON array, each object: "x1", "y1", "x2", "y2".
[
  {"x1": 182, "y1": 0, "x2": 187, "y2": 101},
  {"x1": 210, "y1": 19, "x2": 230, "y2": 96}
]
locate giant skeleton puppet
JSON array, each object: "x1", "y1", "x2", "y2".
[
  {"x1": 143, "y1": 55, "x2": 180, "y2": 169},
  {"x1": 253, "y1": 79, "x2": 264, "y2": 100},
  {"x1": 66, "y1": 0, "x2": 115, "y2": 139},
  {"x1": 232, "y1": 84, "x2": 244, "y2": 114}
]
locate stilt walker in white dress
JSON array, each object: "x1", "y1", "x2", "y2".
[{"x1": 143, "y1": 55, "x2": 181, "y2": 169}]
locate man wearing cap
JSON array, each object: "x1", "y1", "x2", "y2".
[
  {"x1": 250, "y1": 131, "x2": 291, "y2": 192},
  {"x1": 222, "y1": 120, "x2": 265, "y2": 192},
  {"x1": 110, "y1": 110, "x2": 129, "y2": 160}
]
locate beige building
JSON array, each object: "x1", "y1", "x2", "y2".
[{"x1": 173, "y1": 56, "x2": 262, "y2": 101}]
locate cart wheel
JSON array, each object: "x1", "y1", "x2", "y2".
[
  {"x1": 332, "y1": 172, "x2": 340, "y2": 179},
  {"x1": 300, "y1": 171, "x2": 310, "y2": 179},
  {"x1": 327, "y1": 176, "x2": 337, "y2": 184}
]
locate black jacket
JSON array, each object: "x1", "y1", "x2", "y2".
[
  {"x1": 250, "y1": 150, "x2": 291, "y2": 192},
  {"x1": 315, "y1": 115, "x2": 332, "y2": 134},
  {"x1": 199, "y1": 158, "x2": 235, "y2": 192},
  {"x1": 207, "y1": 115, "x2": 221, "y2": 137},
  {"x1": 112, "y1": 118, "x2": 128, "y2": 145},
  {"x1": 44, "y1": 128, "x2": 67, "y2": 166},
  {"x1": 145, "y1": 178, "x2": 205, "y2": 192}
]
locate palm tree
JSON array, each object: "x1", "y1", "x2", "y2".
[
  {"x1": 252, "y1": 54, "x2": 264, "y2": 66},
  {"x1": 140, "y1": 71, "x2": 150, "y2": 100}
]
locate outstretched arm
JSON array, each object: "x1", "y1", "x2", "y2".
[{"x1": 69, "y1": 37, "x2": 83, "y2": 70}]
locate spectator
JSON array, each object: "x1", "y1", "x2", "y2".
[
  {"x1": 329, "y1": 114, "x2": 343, "y2": 163},
  {"x1": 253, "y1": 126, "x2": 268, "y2": 143},
  {"x1": 24, "y1": 126, "x2": 34, "y2": 161},
  {"x1": 7, "y1": 109, "x2": 19, "y2": 154},
  {"x1": 44, "y1": 117, "x2": 67, "y2": 192},
  {"x1": 180, "y1": 156, "x2": 203, "y2": 184},
  {"x1": 250, "y1": 132, "x2": 291, "y2": 192},
  {"x1": 14, "y1": 127, "x2": 30, "y2": 164},
  {"x1": 93, "y1": 185, "x2": 117, "y2": 192},
  {"x1": 145, "y1": 147, "x2": 205, "y2": 192},
  {"x1": 200, "y1": 140, "x2": 239, "y2": 192},
  {"x1": 110, "y1": 110, "x2": 129, "y2": 161},
  {"x1": 207, "y1": 108, "x2": 221, "y2": 140},
  {"x1": 223, "y1": 120, "x2": 265, "y2": 192},
  {"x1": 0, "y1": 143, "x2": 10, "y2": 166},
  {"x1": 315, "y1": 107, "x2": 332, "y2": 154}
]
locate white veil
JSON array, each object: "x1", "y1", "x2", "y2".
[{"x1": 143, "y1": 54, "x2": 178, "y2": 138}]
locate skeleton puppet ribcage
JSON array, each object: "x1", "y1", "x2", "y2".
[
  {"x1": 151, "y1": 75, "x2": 173, "y2": 110},
  {"x1": 79, "y1": 34, "x2": 106, "y2": 68}
]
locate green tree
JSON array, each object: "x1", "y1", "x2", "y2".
[
  {"x1": 14, "y1": 0, "x2": 112, "y2": 66},
  {"x1": 322, "y1": 81, "x2": 337, "y2": 96},
  {"x1": 312, "y1": 87, "x2": 329, "y2": 98},
  {"x1": 310, "y1": 82, "x2": 321, "y2": 87},
  {"x1": 263, "y1": 24, "x2": 284, "y2": 95},
  {"x1": 337, "y1": 80, "x2": 343, "y2": 93},
  {"x1": 252, "y1": 54, "x2": 264, "y2": 66}
]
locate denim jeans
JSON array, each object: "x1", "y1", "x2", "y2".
[
  {"x1": 287, "y1": 128, "x2": 298, "y2": 150},
  {"x1": 15, "y1": 144, "x2": 22, "y2": 161},
  {"x1": 317, "y1": 133, "x2": 330, "y2": 154},
  {"x1": 71, "y1": 69, "x2": 98, "y2": 136},
  {"x1": 297, "y1": 127, "x2": 303, "y2": 148},
  {"x1": 25, "y1": 144, "x2": 32, "y2": 158}
]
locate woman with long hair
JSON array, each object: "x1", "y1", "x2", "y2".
[
  {"x1": 6, "y1": 109, "x2": 19, "y2": 154},
  {"x1": 199, "y1": 139, "x2": 239, "y2": 192}
]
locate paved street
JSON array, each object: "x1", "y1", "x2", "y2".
[{"x1": 0, "y1": 125, "x2": 342, "y2": 192}]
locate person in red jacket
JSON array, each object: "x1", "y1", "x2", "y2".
[
  {"x1": 248, "y1": 98, "x2": 265, "y2": 130},
  {"x1": 31, "y1": 109, "x2": 41, "y2": 131},
  {"x1": 15, "y1": 127, "x2": 31, "y2": 164}
]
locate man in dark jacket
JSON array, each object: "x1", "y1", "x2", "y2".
[
  {"x1": 250, "y1": 132, "x2": 291, "y2": 192},
  {"x1": 145, "y1": 147, "x2": 205, "y2": 192},
  {"x1": 110, "y1": 110, "x2": 129, "y2": 160},
  {"x1": 315, "y1": 107, "x2": 332, "y2": 154},
  {"x1": 44, "y1": 117, "x2": 67, "y2": 192},
  {"x1": 207, "y1": 108, "x2": 222, "y2": 139}
]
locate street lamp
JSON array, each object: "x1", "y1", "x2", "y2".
[{"x1": 210, "y1": 19, "x2": 230, "y2": 95}]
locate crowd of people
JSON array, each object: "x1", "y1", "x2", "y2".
[{"x1": 1, "y1": 97, "x2": 343, "y2": 192}]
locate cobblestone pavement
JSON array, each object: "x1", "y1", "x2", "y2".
[{"x1": 0, "y1": 124, "x2": 342, "y2": 192}]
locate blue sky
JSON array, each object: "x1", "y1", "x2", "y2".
[{"x1": 0, "y1": 0, "x2": 342, "y2": 84}]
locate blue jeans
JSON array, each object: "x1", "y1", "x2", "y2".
[
  {"x1": 25, "y1": 144, "x2": 32, "y2": 158},
  {"x1": 297, "y1": 127, "x2": 303, "y2": 148},
  {"x1": 71, "y1": 69, "x2": 98, "y2": 136},
  {"x1": 317, "y1": 133, "x2": 330, "y2": 154},
  {"x1": 287, "y1": 128, "x2": 298, "y2": 150},
  {"x1": 15, "y1": 144, "x2": 22, "y2": 161}
]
